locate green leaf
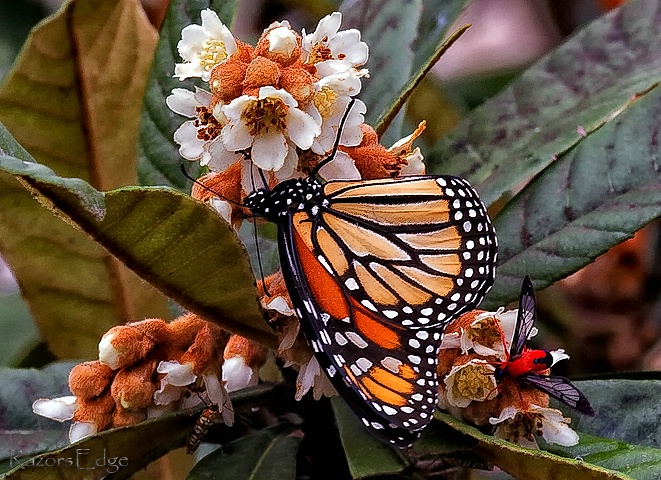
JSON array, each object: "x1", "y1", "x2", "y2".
[
  {"x1": 138, "y1": 0, "x2": 238, "y2": 189},
  {"x1": 0, "y1": 0, "x2": 169, "y2": 358},
  {"x1": 0, "y1": 292, "x2": 40, "y2": 366},
  {"x1": 341, "y1": 0, "x2": 422, "y2": 145},
  {"x1": 436, "y1": 412, "x2": 631, "y2": 480},
  {"x1": 485, "y1": 84, "x2": 661, "y2": 306},
  {"x1": 544, "y1": 433, "x2": 661, "y2": 480},
  {"x1": 0, "y1": 133, "x2": 277, "y2": 348},
  {"x1": 187, "y1": 424, "x2": 300, "y2": 480},
  {"x1": 567, "y1": 379, "x2": 661, "y2": 448},
  {"x1": 0, "y1": 362, "x2": 77, "y2": 467},
  {"x1": 429, "y1": 0, "x2": 661, "y2": 207},
  {"x1": 331, "y1": 396, "x2": 408, "y2": 479}
]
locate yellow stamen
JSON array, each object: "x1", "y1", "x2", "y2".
[
  {"x1": 241, "y1": 97, "x2": 289, "y2": 136},
  {"x1": 453, "y1": 363, "x2": 494, "y2": 400},
  {"x1": 197, "y1": 39, "x2": 229, "y2": 72},
  {"x1": 313, "y1": 86, "x2": 339, "y2": 119}
]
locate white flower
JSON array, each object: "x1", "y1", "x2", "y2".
[
  {"x1": 153, "y1": 360, "x2": 197, "y2": 405},
  {"x1": 69, "y1": 422, "x2": 98, "y2": 443},
  {"x1": 266, "y1": 296, "x2": 295, "y2": 317},
  {"x1": 316, "y1": 150, "x2": 361, "y2": 181},
  {"x1": 490, "y1": 404, "x2": 579, "y2": 448},
  {"x1": 302, "y1": 12, "x2": 368, "y2": 68},
  {"x1": 549, "y1": 349, "x2": 570, "y2": 366},
  {"x1": 98, "y1": 332, "x2": 120, "y2": 369},
  {"x1": 222, "y1": 356, "x2": 258, "y2": 392},
  {"x1": 465, "y1": 309, "x2": 516, "y2": 359},
  {"x1": 443, "y1": 359, "x2": 497, "y2": 408},
  {"x1": 32, "y1": 396, "x2": 78, "y2": 422},
  {"x1": 221, "y1": 86, "x2": 321, "y2": 175},
  {"x1": 388, "y1": 121, "x2": 427, "y2": 175},
  {"x1": 167, "y1": 88, "x2": 244, "y2": 169},
  {"x1": 209, "y1": 197, "x2": 232, "y2": 224},
  {"x1": 309, "y1": 74, "x2": 366, "y2": 156},
  {"x1": 175, "y1": 9, "x2": 237, "y2": 81},
  {"x1": 295, "y1": 356, "x2": 337, "y2": 401},
  {"x1": 268, "y1": 25, "x2": 298, "y2": 56}
]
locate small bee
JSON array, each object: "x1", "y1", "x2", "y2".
[{"x1": 186, "y1": 404, "x2": 220, "y2": 454}]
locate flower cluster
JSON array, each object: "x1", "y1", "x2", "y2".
[
  {"x1": 168, "y1": 10, "x2": 425, "y2": 225},
  {"x1": 437, "y1": 309, "x2": 579, "y2": 448},
  {"x1": 33, "y1": 314, "x2": 268, "y2": 442}
]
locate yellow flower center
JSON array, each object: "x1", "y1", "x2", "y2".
[
  {"x1": 453, "y1": 363, "x2": 494, "y2": 400},
  {"x1": 198, "y1": 39, "x2": 229, "y2": 72},
  {"x1": 470, "y1": 316, "x2": 504, "y2": 350},
  {"x1": 194, "y1": 106, "x2": 223, "y2": 141},
  {"x1": 241, "y1": 97, "x2": 289, "y2": 136},
  {"x1": 313, "y1": 86, "x2": 339, "y2": 119}
]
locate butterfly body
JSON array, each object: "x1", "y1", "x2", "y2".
[
  {"x1": 246, "y1": 174, "x2": 498, "y2": 446},
  {"x1": 497, "y1": 276, "x2": 594, "y2": 416}
]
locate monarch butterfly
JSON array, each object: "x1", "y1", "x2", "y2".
[
  {"x1": 242, "y1": 108, "x2": 498, "y2": 447},
  {"x1": 493, "y1": 276, "x2": 594, "y2": 416},
  {"x1": 187, "y1": 404, "x2": 220, "y2": 454}
]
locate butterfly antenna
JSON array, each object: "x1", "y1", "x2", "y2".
[
  {"x1": 179, "y1": 163, "x2": 244, "y2": 208},
  {"x1": 258, "y1": 168, "x2": 270, "y2": 191},
  {"x1": 310, "y1": 98, "x2": 357, "y2": 179}
]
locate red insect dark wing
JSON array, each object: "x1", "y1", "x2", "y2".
[
  {"x1": 510, "y1": 275, "x2": 536, "y2": 358},
  {"x1": 522, "y1": 374, "x2": 595, "y2": 416}
]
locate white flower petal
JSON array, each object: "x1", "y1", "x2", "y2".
[
  {"x1": 251, "y1": 132, "x2": 287, "y2": 171},
  {"x1": 177, "y1": 25, "x2": 208, "y2": 61},
  {"x1": 167, "y1": 88, "x2": 199, "y2": 117},
  {"x1": 274, "y1": 143, "x2": 300, "y2": 183},
  {"x1": 221, "y1": 120, "x2": 254, "y2": 152},
  {"x1": 268, "y1": 26, "x2": 298, "y2": 56},
  {"x1": 329, "y1": 29, "x2": 369, "y2": 65},
  {"x1": 398, "y1": 147, "x2": 426, "y2": 175},
  {"x1": 222, "y1": 356, "x2": 256, "y2": 392},
  {"x1": 278, "y1": 321, "x2": 300, "y2": 352},
  {"x1": 32, "y1": 396, "x2": 78, "y2": 421},
  {"x1": 266, "y1": 296, "x2": 295, "y2": 316},
  {"x1": 306, "y1": 12, "x2": 341, "y2": 48},
  {"x1": 174, "y1": 121, "x2": 206, "y2": 161},
  {"x1": 98, "y1": 332, "x2": 120, "y2": 369},
  {"x1": 439, "y1": 331, "x2": 461, "y2": 349},
  {"x1": 317, "y1": 151, "x2": 361, "y2": 181},
  {"x1": 534, "y1": 406, "x2": 579, "y2": 446},
  {"x1": 223, "y1": 95, "x2": 255, "y2": 121},
  {"x1": 489, "y1": 406, "x2": 519, "y2": 425},
  {"x1": 69, "y1": 422, "x2": 97, "y2": 443},
  {"x1": 209, "y1": 198, "x2": 233, "y2": 224},
  {"x1": 550, "y1": 349, "x2": 570, "y2": 366},
  {"x1": 259, "y1": 86, "x2": 298, "y2": 107},
  {"x1": 286, "y1": 108, "x2": 321, "y2": 150},
  {"x1": 202, "y1": 137, "x2": 240, "y2": 169},
  {"x1": 201, "y1": 9, "x2": 235, "y2": 53},
  {"x1": 157, "y1": 360, "x2": 197, "y2": 387},
  {"x1": 153, "y1": 383, "x2": 184, "y2": 405},
  {"x1": 296, "y1": 356, "x2": 321, "y2": 401}
]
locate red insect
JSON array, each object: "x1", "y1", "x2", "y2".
[{"x1": 494, "y1": 276, "x2": 594, "y2": 416}]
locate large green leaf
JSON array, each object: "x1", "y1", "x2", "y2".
[
  {"x1": 485, "y1": 85, "x2": 661, "y2": 306},
  {"x1": 187, "y1": 424, "x2": 300, "y2": 480},
  {"x1": 0, "y1": 131, "x2": 276, "y2": 348},
  {"x1": 565, "y1": 379, "x2": 661, "y2": 448},
  {"x1": 0, "y1": 292, "x2": 40, "y2": 366},
  {"x1": 0, "y1": 362, "x2": 76, "y2": 470},
  {"x1": 138, "y1": 0, "x2": 238, "y2": 189},
  {"x1": 0, "y1": 0, "x2": 169, "y2": 359},
  {"x1": 429, "y1": 0, "x2": 661, "y2": 207}
]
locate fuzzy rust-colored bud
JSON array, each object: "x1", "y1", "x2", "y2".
[
  {"x1": 279, "y1": 66, "x2": 315, "y2": 107},
  {"x1": 69, "y1": 361, "x2": 115, "y2": 399},
  {"x1": 340, "y1": 125, "x2": 400, "y2": 180},
  {"x1": 99, "y1": 319, "x2": 169, "y2": 370},
  {"x1": 191, "y1": 163, "x2": 248, "y2": 228},
  {"x1": 254, "y1": 24, "x2": 302, "y2": 67},
  {"x1": 243, "y1": 56, "x2": 281, "y2": 89},
  {"x1": 210, "y1": 57, "x2": 249, "y2": 103},
  {"x1": 111, "y1": 360, "x2": 157, "y2": 410},
  {"x1": 73, "y1": 393, "x2": 115, "y2": 431},
  {"x1": 112, "y1": 405, "x2": 147, "y2": 427}
]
